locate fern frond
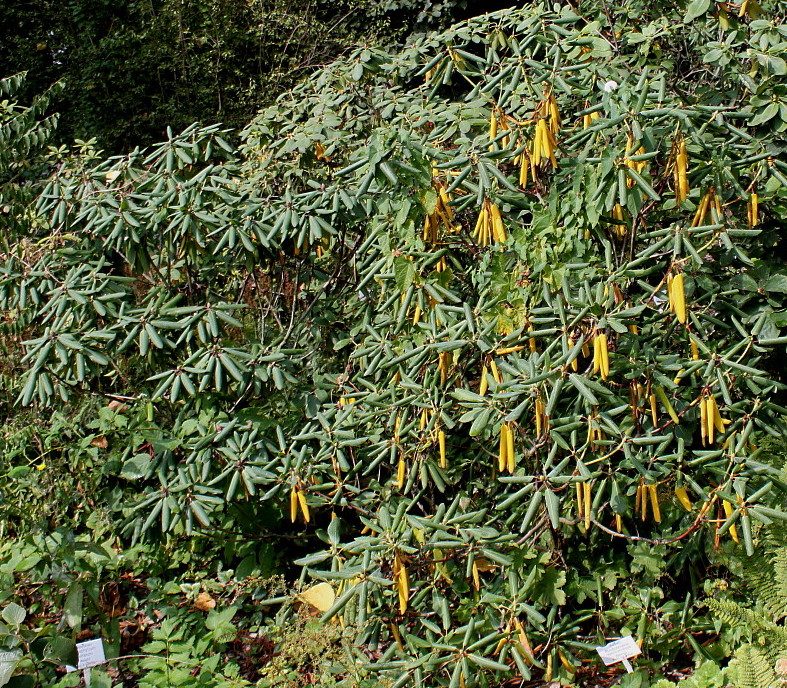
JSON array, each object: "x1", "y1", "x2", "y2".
[
  {"x1": 731, "y1": 644, "x2": 776, "y2": 688},
  {"x1": 772, "y1": 547, "x2": 787, "y2": 621},
  {"x1": 706, "y1": 599, "x2": 780, "y2": 638}
]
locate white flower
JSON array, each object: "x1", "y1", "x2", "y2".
[{"x1": 603, "y1": 80, "x2": 618, "y2": 93}]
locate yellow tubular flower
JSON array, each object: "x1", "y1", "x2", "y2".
[
  {"x1": 535, "y1": 398, "x2": 545, "y2": 436},
  {"x1": 649, "y1": 484, "x2": 661, "y2": 523},
  {"x1": 584, "y1": 482, "x2": 592, "y2": 530},
  {"x1": 601, "y1": 334, "x2": 610, "y2": 380},
  {"x1": 748, "y1": 192, "x2": 759, "y2": 227},
  {"x1": 506, "y1": 424, "x2": 515, "y2": 473},
  {"x1": 490, "y1": 203, "x2": 506, "y2": 243},
  {"x1": 394, "y1": 553, "x2": 410, "y2": 613},
  {"x1": 290, "y1": 486, "x2": 298, "y2": 523},
  {"x1": 397, "y1": 457, "x2": 406, "y2": 489},
  {"x1": 700, "y1": 394, "x2": 708, "y2": 446},
  {"x1": 547, "y1": 93, "x2": 561, "y2": 134},
  {"x1": 707, "y1": 396, "x2": 715, "y2": 445},
  {"x1": 498, "y1": 424, "x2": 508, "y2": 473},
  {"x1": 673, "y1": 133, "x2": 689, "y2": 203},
  {"x1": 488, "y1": 110, "x2": 498, "y2": 152},
  {"x1": 490, "y1": 359, "x2": 502, "y2": 384},
  {"x1": 675, "y1": 486, "x2": 693, "y2": 512},
  {"x1": 671, "y1": 273, "x2": 687, "y2": 324},
  {"x1": 297, "y1": 489, "x2": 310, "y2": 523},
  {"x1": 531, "y1": 121, "x2": 543, "y2": 168},
  {"x1": 723, "y1": 500, "x2": 740, "y2": 542},
  {"x1": 519, "y1": 147, "x2": 529, "y2": 187}
]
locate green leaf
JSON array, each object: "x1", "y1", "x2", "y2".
[
  {"x1": 0, "y1": 650, "x2": 21, "y2": 687},
  {"x1": 764, "y1": 274, "x2": 787, "y2": 293},
  {"x1": 2, "y1": 603, "x2": 26, "y2": 626},
  {"x1": 569, "y1": 374, "x2": 598, "y2": 405},
  {"x1": 89, "y1": 670, "x2": 113, "y2": 688},
  {"x1": 452, "y1": 389, "x2": 483, "y2": 403},
  {"x1": 684, "y1": 0, "x2": 711, "y2": 22},
  {"x1": 121, "y1": 453, "x2": 152, "y2": 479},
  {"x1": 532, "y1": 567, "x2": 566, "y2": 606},
  {"x1": 44, "y1": 636, "x2": 77, "y2": 668},
  {"x1": 394, "y1": 257, "x2": 416, "y2": 292},
  {"x1": 206, "y1": 605, "x2": 238, "y2": 630},
  {"x1": 64, "y1": 583, "x2": 83, "y2": 629},
  {"x1": 467, "y1": 654, "x2": 510, "y2": 672},
  {"x1": 755, "y1": 53, "x2": 787, "y2": 76},
  {"x1": 750, "y1": 102, "x2": 780, "y2": 127},
  {"x1": 420, "y1": 188, "x2": 438, "y2": 215},
  {"x1": 469, "y1": 408, "x2": 493, "y2": 437}
]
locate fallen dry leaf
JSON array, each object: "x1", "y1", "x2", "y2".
[
  {"x1": 298, "y1": 582, "x2": 335, "y2": 613},
  {"x1": 193, "y1": 592, "x2": 216, "y2": 612}
]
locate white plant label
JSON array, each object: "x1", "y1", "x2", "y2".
[
  {"x1": 595, "y1": 635, "x2": 641, "y2": 673},
  {"x1": 76, "y1": 639, "x2": 105, "y2": 670},
  {"x1": 65, "y1": 639, "x2": 106, "y2": 686}
]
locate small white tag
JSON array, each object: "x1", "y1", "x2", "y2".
[
  {"x1": 76, "y1": 638, "x2": 105, "y2": 670},
  {"x1": 65, "y1": 639, "x2": 106, "y2": 686},
  {"x1": 66, "y1": 638, "x2": 106, "y2": 674},
  {"x1": 595, "y1": 635, "x2": 641, "y2": 673}
]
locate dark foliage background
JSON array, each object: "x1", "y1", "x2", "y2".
[{"x1": 0, "y1": 0, "x2": 484, "y2": 151}]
